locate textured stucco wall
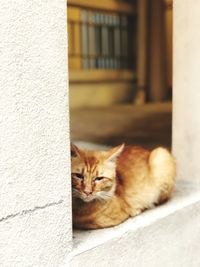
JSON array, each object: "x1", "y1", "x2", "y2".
[
  {"x1": 0, "y1": 1, "x2": 72, "y2": 266},
  {"x1": 173, "y1": 0, "x2": 200, "y2": 184}
]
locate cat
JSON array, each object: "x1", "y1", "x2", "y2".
[{"x1": 71, "y1": 143, "x2": 176, "y2": 229}]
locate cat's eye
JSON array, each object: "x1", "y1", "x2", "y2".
[
  {"x1": 95, "y1": 177, "x2": 104, "y2": 182},
  {"x1": 72, "y1": 173, "x2": 84, "y2": 179}
]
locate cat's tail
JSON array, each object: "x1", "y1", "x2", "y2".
[{"x1": 149, "y1": 147, "x2": 176, "y2": 203}]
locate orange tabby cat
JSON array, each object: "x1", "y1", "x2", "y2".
[{"x1": 71, "y1": 144, "x2": 176, "y2": 229}]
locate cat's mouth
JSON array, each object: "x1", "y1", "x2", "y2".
[
  {"x1": 72, "y1": 188, "x2": 96, "y2": 202},
  {"x1": 81, "y1": 194, "x2": 96, "y2": 202}
]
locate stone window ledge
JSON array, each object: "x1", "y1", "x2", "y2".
[{"x1": 63, "y1": 181, "x2": 200, "y2": 266}]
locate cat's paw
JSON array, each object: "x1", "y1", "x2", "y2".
[{"x1": 130, "y1": 209, "x2": 142, "y2": 217}]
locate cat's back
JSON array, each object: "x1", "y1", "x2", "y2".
[
  {"x1": 116, "y1": 146, "x2": 175, "y2": 206},
  {"x1": 115, "y1": 146, "x2": 150, "y2": 189},
  {"x1": 117, "y1": 145, "x2": 150, "y2": 171}
]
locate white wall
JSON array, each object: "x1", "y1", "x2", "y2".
[
  {"x1": 0, "y1": 1, "x2": 72, "y2": 266},
  {"x1": 173, "y1": 0, "x2": 200, "y2": 184}
]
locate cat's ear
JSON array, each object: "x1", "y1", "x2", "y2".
[
  {"x1": 71, "y1": 143, "x2": 82, "y2": 158},
  {"x1": 106, "y1": 144, "x2": 125, "y2": 163}
]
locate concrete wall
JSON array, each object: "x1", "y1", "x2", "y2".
[
  {"x1": 0, "y1": 1, "x2": 72, "y2": 266},
  {"x1": 173, "y1": 0, "x2": 200, "y2": 184}
]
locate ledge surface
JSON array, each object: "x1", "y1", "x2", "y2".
[
  {"x1": 63, "y1": 181, "x2": 200, "y2": 266},
  {"x1": 64, "y1": 142, "x2": 200, "y2": 267}
]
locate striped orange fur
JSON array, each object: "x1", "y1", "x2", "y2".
[{"x1": 71, "y1": 144, "x2": 176, "y2": 229}]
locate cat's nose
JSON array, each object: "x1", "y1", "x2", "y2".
[{"x1": 83, "y1": 189, "x2": 92, "y2": 196}]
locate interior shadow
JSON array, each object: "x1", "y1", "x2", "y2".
[{"x1": 70, "y1": 102, "x2": 172, "y2": 150}]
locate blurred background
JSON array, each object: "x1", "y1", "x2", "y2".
[{"x1": 68, "y1": 0, "x2": 172, "y2": 149}]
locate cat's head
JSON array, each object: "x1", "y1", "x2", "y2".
[{"x1": 71, "y1": 143, "x2": 124, "y2": 203}]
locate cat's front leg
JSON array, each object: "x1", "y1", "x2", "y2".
[{"x1": 129, "y1": 208, "x2": 142, "y2": 217}]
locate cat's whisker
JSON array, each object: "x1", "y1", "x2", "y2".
[
  {"x1": 95, "y1": 191, "x2": 114, "y2": 202},
  {"x1": 71, "y1": 144, "x2": 176, "y2": 229}
]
